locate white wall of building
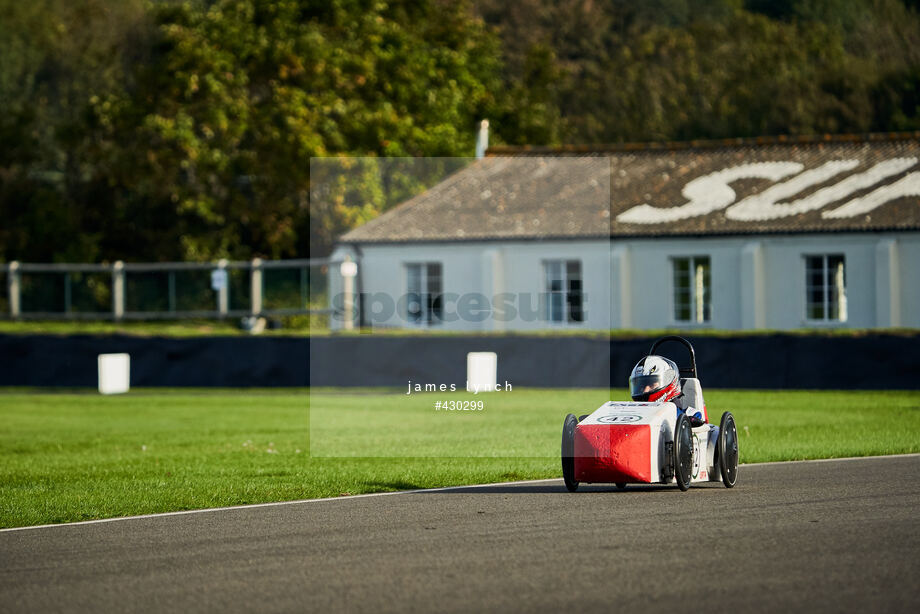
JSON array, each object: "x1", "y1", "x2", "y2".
[
  {"x1": 332, "y1": 240, "x2": 611, "y2": 331},
  {"x1": 898, "y1": 237, "x2": 920, "y2": 327},
  {"x1": 333, "y1": 232, "x2": 919, "y2": 331},
  {"x1": 615, "y1": 233, "x2": 919, "y2": 330},
  {"x1": 613, "y1": 238, "x2": 744, "y2": 329}
]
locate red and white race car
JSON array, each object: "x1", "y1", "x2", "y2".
[{"x1": 561, "y1": 336, "x2": 739, "y2": 491}]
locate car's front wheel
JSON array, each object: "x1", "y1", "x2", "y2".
[{"x1": 718, "y1": 411, "x2": 739, "y2": 488}]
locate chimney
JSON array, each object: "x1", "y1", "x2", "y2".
[{"x1": 475, "y1": 119, "x2": 489, "y2": 159}]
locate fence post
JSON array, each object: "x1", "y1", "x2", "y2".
[
  {"x1": 8, "y1": 261, "x2": 20, "y2": 318},
  {"x1": 340, "y1": 256, "x2": 357, "y2": 331},
  {"x1": 250, "y1": 258, "x2": 263, "y2": 316},
  {"x1": 112, "y1": 261, "x2": 125, "y2": 321},
  {"x1": 215, "y1": 259, "x2": 229, "y2": 318}
]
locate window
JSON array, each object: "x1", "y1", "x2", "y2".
[
  {"x1": 672, "y1": 256, "x2": 711, "y2": 324},
  {"x1": 406, "y1": 263, "x2": 442, "y2": 324},
  {"x1": 544, "y1": 260, "x2": 583, "y2": 323},
  {"x1": 805, "y1": 255, "x2": 846, "y2": 322}
]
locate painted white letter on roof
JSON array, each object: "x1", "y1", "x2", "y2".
[
  {"x1": 616, "y1": 162, "x2": 802, "y2": 224},
  {"x1": 823, "y1": 170, "x2": 920, "y2": 218},
  {"x1": 726, "y1": 158, "x2": 916, "y2": 221}
]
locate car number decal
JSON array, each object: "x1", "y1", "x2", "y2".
[{"x1": 597, "y1": 414, "x2": 642, "y2": 423}]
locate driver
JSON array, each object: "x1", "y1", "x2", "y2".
[
  {"x1": 629, "y1": 355, "x2": 681, "y2": 402},
  {"x1": 629, "y1": 355, "x2": 705, "y2": 424}
]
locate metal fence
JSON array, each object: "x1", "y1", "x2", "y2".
[{"x1": 1, "y1": 258, "x2": 337, "y2": 320}]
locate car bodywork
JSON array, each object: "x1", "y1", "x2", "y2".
[
  {"x1": 574, "y1": 401, "x2": 720, "y2": 485},
  {"x1": 561, "y1": 336, "x2": 739, "y2": 492}
]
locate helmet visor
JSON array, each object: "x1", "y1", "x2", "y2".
[{"x1": 630, "y1": 373, "x2": 669, "y2": 399}]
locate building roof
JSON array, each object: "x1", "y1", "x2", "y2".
[{"x1": 339, "y1": 132, "x2": 920, "y2": 244}]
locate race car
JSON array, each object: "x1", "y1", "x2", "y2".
[{"x1": 561, "y1": 335, "x2": 738, "y2": 492}]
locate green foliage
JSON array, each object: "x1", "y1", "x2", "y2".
[
  {"x1": 308, "y1": 156, "x2": 469, "y2": 255},
  {"x1": 1, "y1": 0, "x2": 919, "y2": 262},
  {"x1": 0, "y1": 0, "x2": 501, "y2": 261},
  {"x1": 101, "y1": 0, "x2": 503, "y2": 260},
  {"x1": 478, "y1": 0, "x2": 920, "y2": 144},
  {"x1": 0, "y1": 0, "x2": 150, "y2": 262}
]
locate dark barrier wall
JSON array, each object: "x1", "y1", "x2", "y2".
[
  {"x1": 0, "y1": 333, "x2": 918, "y2": 389},
  {"x1": 0, "y1": 335, "x2": 310, "y2": 388},
  {"x1": 309, "y1": 335, "x2": 612, "y2": 389}
]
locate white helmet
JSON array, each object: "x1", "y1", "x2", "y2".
[{"x1": 629, "y1": 355, "x2": 681, "y2": 402}]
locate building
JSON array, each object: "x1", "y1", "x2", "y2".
[{"x1": 331, "y1": 133, "x2": 920, "y2": 331}]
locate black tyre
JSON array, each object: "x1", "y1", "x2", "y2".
[
  {"x1": 615, "y1": 482, "x2": 627, "y2": 490},
  {"x1": 718, "y1": 411, "x2": 739, "y2": 488},
  {"x1": 673, "y1": 413, "x2": 693, "y2": 491},
  {"x1": 561, "y1": 414, "x2": 579, "y2": 492}
]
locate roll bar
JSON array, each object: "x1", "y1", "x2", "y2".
[{"x1": 648, "y1": 335, "x2": 698, "y2": 379}]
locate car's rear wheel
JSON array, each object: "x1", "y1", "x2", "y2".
[
  {"x1": 718, "y1": 411, "x2": 739, "y2": 488},
  {"x1": 674, "y1": 413, "x2": 693, "y2": 491},
  {"x1": 561, "y1": 414, "x2": 579, "y2": 492}
]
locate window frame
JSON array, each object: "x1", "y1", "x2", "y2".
[
  {"x1": 670, "y1": 255, "x2": 712, "y2": 326},
  {"x1": 804, "y1": 254, "x2": 847, "y2": 324},
  {"x1": 542, "y1": 259, "x2": 584, "y2": 325},
  {"x1": 405, "y1": 262, "x2": 443, "y2": 326}
]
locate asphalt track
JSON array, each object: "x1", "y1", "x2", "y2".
[{"x1": 1, "y1": 455, "x2": 918, "y2": 613}]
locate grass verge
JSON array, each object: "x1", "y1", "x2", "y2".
[
  {"x1": 1, "y1": 319, "x2": 917, "y2": 338},
  {"x1": 0, "y1": 387, "x2": 917, "y2": 528}
]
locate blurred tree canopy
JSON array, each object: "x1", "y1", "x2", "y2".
[
  {"x1": 475, "y1": 0, "x2": 920, "y2": 143},
  {"x1": 0, "y1": 0, "x2": 918, "y2": 261}
]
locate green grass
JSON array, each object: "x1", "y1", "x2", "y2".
[
  {"x1": 0, "y1": 387, "x2": 918, "y2": 528},
  {"x1": 1, "y1": 319, "x2": 917, "y2": 338},
  {"x1": 0, "y1": 319, "x2": 298, "y2": 337}
]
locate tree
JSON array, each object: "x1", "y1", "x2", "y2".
[
  {"x1": 96, "y1": 0, "x2": 503, "y2": 259},
  {"x1": 0, "y1": 0, "x2": 149, "y2": 262},
  {"x1": 478, "y1": 0, "x2": 920, "y2": 144},
  {"x1": 2, "y1": 0, "x2": 920, "y2": 263}
]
